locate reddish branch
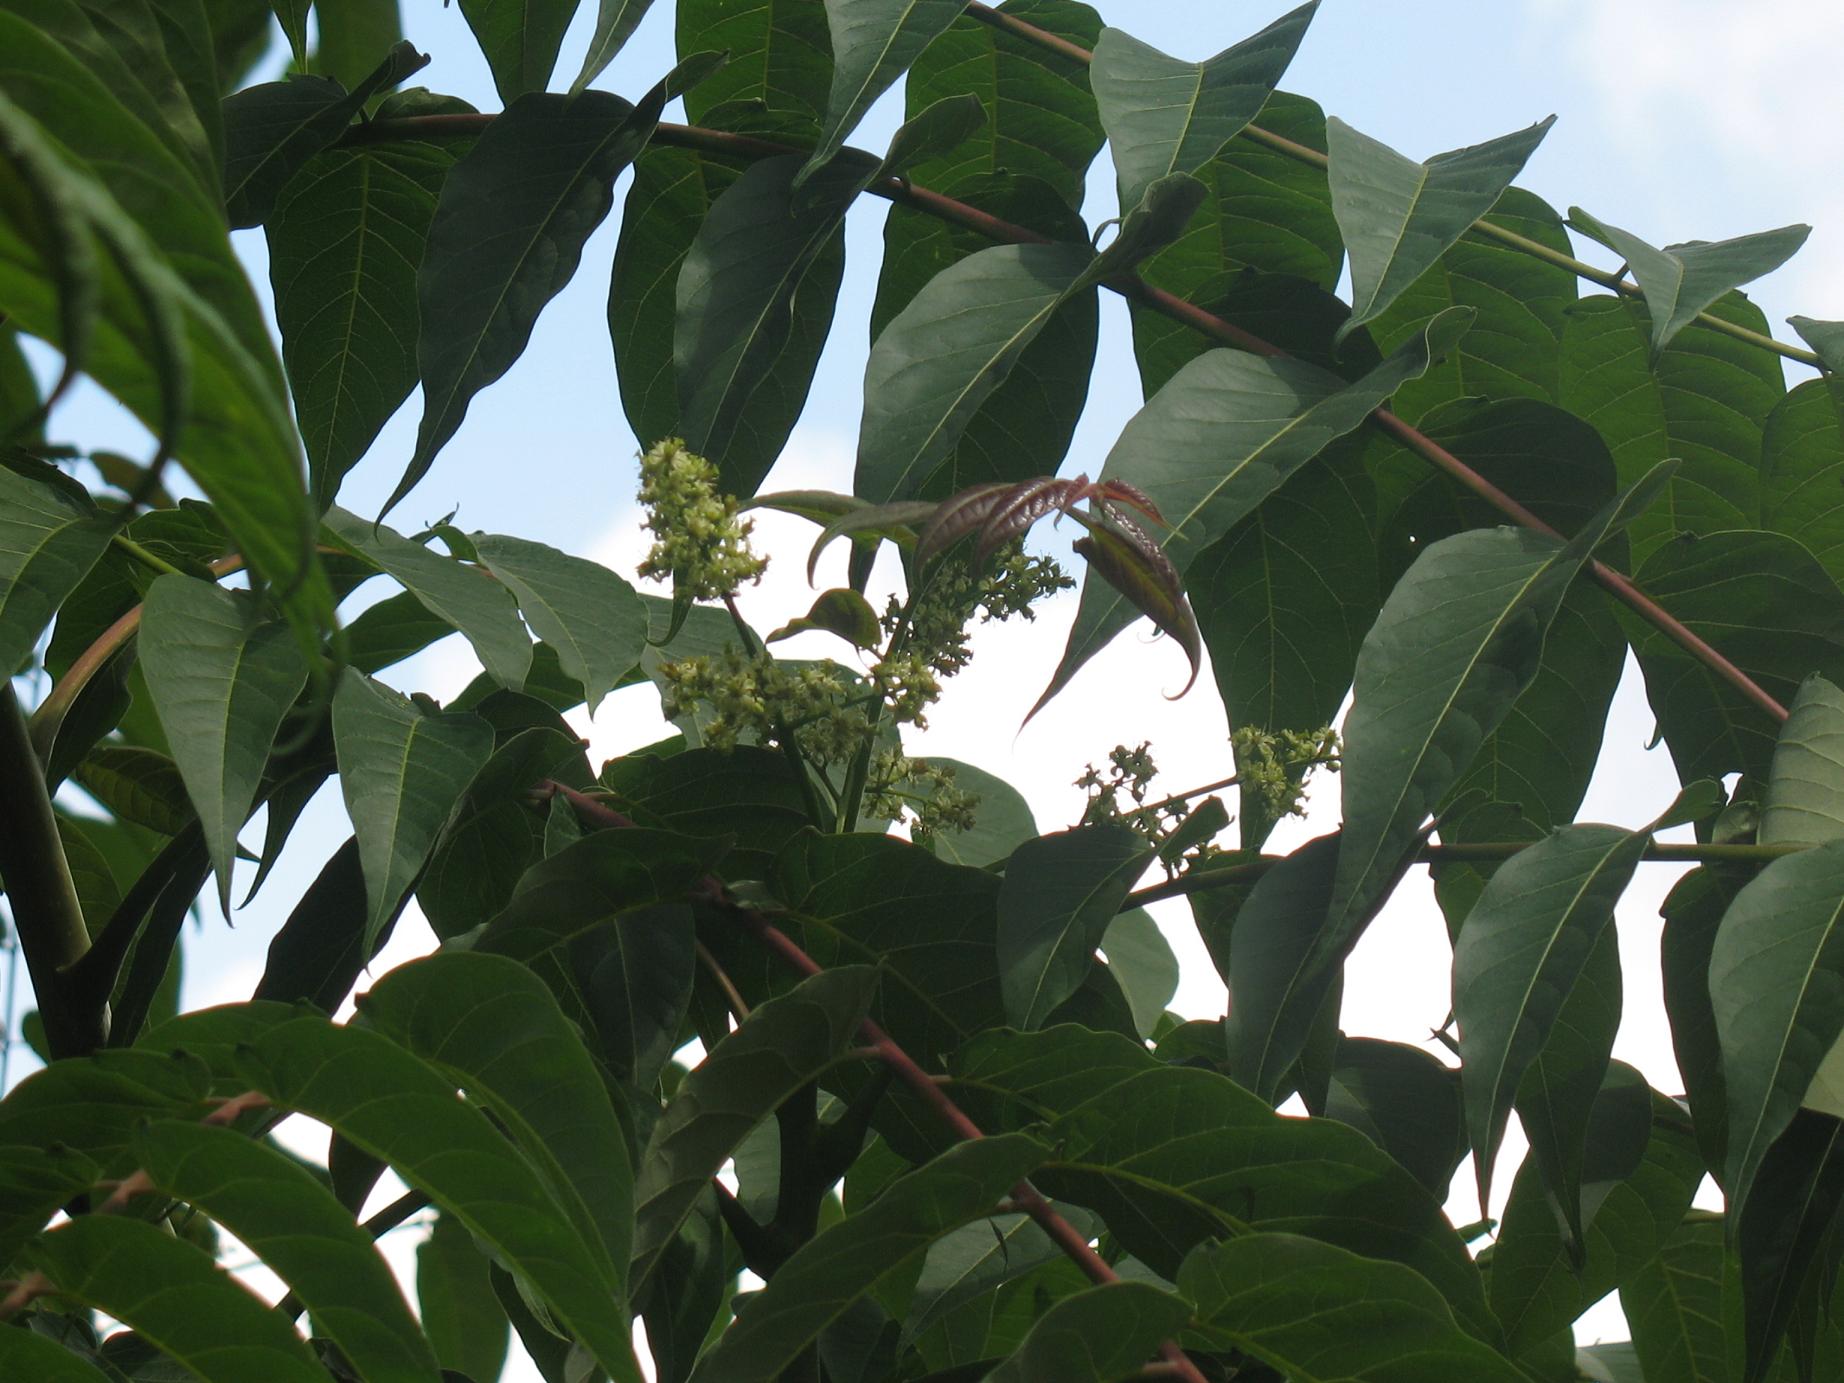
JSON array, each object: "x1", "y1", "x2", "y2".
[{"x1": 549, "y1": 784, "x2": 1211, "y2": 1383}]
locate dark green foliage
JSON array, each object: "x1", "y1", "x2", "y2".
[{"x1": 4, "y1": 5, "x2": 1844, "y2": 1380}]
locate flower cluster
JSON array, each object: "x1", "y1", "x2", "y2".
[
  {"x1": 889, "y1": 545, "x2": 1072, "y2": 678},
  {"x1": 656, "y1": 649, "x2": 866, "y2": 761},
  {"x1": 1076, "y1": 741, "x2": 1228, "y2": 870},
  {"x1": 863, "y1": 749, "x2": 981, "y2": 842},
  {"x1": 1232, "y1": 724, "x2": 1341, "y2": 822},
  {"x1": 635, "y1": 438, "x2": 767, "y2": 600},
  {"x1": 1077, "y1": 742, "x2": 1165, "y2": 830}
]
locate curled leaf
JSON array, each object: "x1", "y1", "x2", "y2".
[
  {"x1": 767, "y1": 588, "x2": 883, "y2": 650},
  {"x1": 805, "y1": 499, "x2": 938, "y2": 584},
  {"x1": 1068, "y1": 508, "x2": 1201, "y2": 701},
  {"x1": 973, "y1": 476, "x2": 1085, "y2": 566}
]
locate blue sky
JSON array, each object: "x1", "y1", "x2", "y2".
[{"x1": 15, "y1": 0, "x2": 1843, "y2": 1365}]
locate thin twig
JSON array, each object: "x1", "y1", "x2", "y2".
[{"x1": 696, "y1": 940, "x2": 752, "y2": 1021}]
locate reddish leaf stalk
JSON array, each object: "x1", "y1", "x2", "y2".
[
  {"x1": 343, "y1": 114, "x2": 1788, "y2": 727},
  {"x1": 550, "y1": 783, "x2": 1210, "y2": 1383}
]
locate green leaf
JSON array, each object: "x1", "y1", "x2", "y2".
[
  {"x1": 1324, "y1": 465, "x2": 1672, "y2": 979},
  {"x1": 471, "y1": 533, "x2": 647, "y2": 715},
  {"x1": 689, "y1": 1135, "x2": 1050, "y2": 1383},
  {"x1": 1039, "y1": 307, "x2": 1473, "y2": 711},
  {"x1": 855, "y1": 241, "x2": 1096, "y2": 504},
  {"x1": 23, "y1": 1216, "x2": 327, "y2": 1381},
  {"x1": 74, "y1": 745, "x2": 194, "y2": 835},
  {"x1": 1763, "y1": 675, "x2": 1844, "y2": 846},
  {"x1": 0, "y1": 462, "x2": 112, "y2": 677},
  {"x1": 312, "y1": 0, "x2": 408, "y2": 89},
  {"x1": 800, "y1": 0, "x2": 965, "y2": 183},
  {"x1": 1100, "y1": 908, "x2": 1179, "y2": 1039},
  {"x1": 997, "y1": 825, "x2": 1151, "y2": 1030},
  {"x1": 1763, "y1": 378, "x2": 1844, "y2": 590},
  {"x1": 1559, "y1": 294, "x2": 1786, "y2": 567},
  {"x1": 1329, "y1": 115, "x2": 1554, "y2": 341},
  {"x1": 574, "y1": 0, "x2": 662, "y2": 93},
  {"x1": 1488, "y1": 1091, "x2": 1703, "y2": 1354},
  {"x1": 220, "y1": 43, "x2": 427, "y2": 228},
  {"x1": 898, "y1": 0, "x2": 1103, "y2": 210},
  {"x1": 677, "y1": 0, "x2": 834, "y2": 134},
  {"x1": 229, "y1": 1010, "x2": 643, "y2": 1382},
  {"x1": 768, "y1": 587, "x2": 884, "y2": 650},
  {"x1": 900, "y1": 1207, "x2": 1095, "y2": 1348},
  {"x1": 1569, "y1": 208, "x2": 1809, "y2": 359},
  {"x1": 1789, "y1": 315, "x2": 1844, "y2": 373},
  {"x1": 982, "y1": 1280, "x2": 1190, "y2": 1383},
  {"x1": 632, "y1": 965, "x2": 880, "y2": 1290},
  {"x1": 0, "y1": 1324, "x2": 115, "y2": 1382},
  {"x1": 1180, "y1": 1233, "x2": 1527, "y2": 1381},
  {"x1": 1710, "y1": 839, "x2": 1844, "y2": 1217},
  {"x1": 323, "y1": 507, "x2": 535, "y2": 689},
  {"x1": 130, "y1": 1118, "x2": 440, "y2": 1383},
  {"x1": 1454, "y1": 823, "x2": 1649, "y2": 1206},
  {"x1": 674, "y1": 152, "x2": 854, "y2": 495},
  {"x1": 768, "y1": 833, "x2": 1007, "y2": 1061},
  {"x1": 0, "y1": 71, "x2": 326, "y2": 633},
  {"x1": 417, "y1": 1210, "x2": 512, "y2": 1383},
  {"x1": 268, "y1": 92, "x2": 472, "y2": 510},
  {"x1": 1188, "y1": 436, "x2": 1376, "y2": 847},
  {"x1": 356, "y1": 951, "x2": 634, "y2": 1288},
  {"x1": 914, "y1": 756, "x2": 1038, "y2": 868},
  {"x1": 1321, "y1": 1043, "x2": 1463, "y2": 1204},
  {"x1": 1621, "y1": 1213, "x2": 1738, "y2": 1383},
  {"x1": 598, "y1": 746, "x2": 808, "y2": 879},
  {"x1": 1091, "y1": 4, "x2": 1315, "y2": 215},
  {"x1": 1628, "y1": 529, "x2": 1844, "y2": 784},
  {"x1": 1662, "y1": 866, "x2": 1744, "y2": 1177},
  {"x1": 398, "y1": 88, "x2": 660, "y2": 517},
  {"x1": 1733, "y1": 1110, "x2": 1844, "y2": 1381},
  {"x1": 457, "y1": 0, "x2": 584, "y2": 103},
  {"x1": 1224, "y1": 832, "x2": 1343, "y2": 1103},
  {"x1": 139, "y1": 574, "x2": 309, "y2": 910},
  {"x1": 955, "y1": 1028, "x2": 1495, "y2": 1339},
  {"x1": 272, "y1": 0, "x2": 309, "y2": 66},
  {"x1": 332, "y1": 670, "x2": 494, "y2": 947},
  {"x1": 1364, "y1": 187, "x2": 1579, "y2": 425}
]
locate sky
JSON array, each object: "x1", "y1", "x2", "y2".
[{"x1": 11, "y1": 0, "x2": 1843, "y2": 1369}]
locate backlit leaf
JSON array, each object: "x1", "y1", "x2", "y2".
[
  {"x1": 1762, "y1": 675, "x2": 1844, "y2": 846},
  {"x1": 0, "y1": 461, "x2": 113, "y2": 678},
  {"x1": 457, "y1": 0, "x2": 584, "y2": 102}
]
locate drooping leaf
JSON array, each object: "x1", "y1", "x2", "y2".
[
  {"x1": 356, "y1": 951, "x2": 635, "y2": 1286},
  {"x1": 21, "y1": 1216, "x2": 327, "y2": 1382},
  {"x1": 397, "y1": 87, "x2": 661, "y2": 517},
  {"x1": 1569, "y1": 208, "x2": 1809, "y2": 360},
  {"x1": 1559, "y1": 293, "x2": 1785, "y2": 567},
  {"x1": 470, "y1": 533, "x2": 647, "y2": 715},
  {"x1": 268, "y1": 91, "x2": 473, "y2": 510},
  {"x1": 417, "y1": 1210, "x2": 512, "y2": 1383},
  {"x1": 1762, "y1": 675, "x2": 1844, "y2": 846},
  {"x1": 1322, "y1": 464, "x2": 1672, "y2": 979},
  {"x1": 228, "y1": 1011, "x2": 643, "y2": 1382},
  {"x1": 673, "y1": 152, "x2": 856, "y2": 495},
  {"x1": 1628, "y1": 529, "x2": 1844, "y2": 785},
  {"x1": 252, "y1": 836, "x2": 389, "y2": 1013},
  {"x1": 323, "y1": 507, "x2": 535, "y2": 689},
  {"x1": 690, "y1": 1135, "x2": 1050, "y2": 1383},
  {"x1": 800, "y1": 0, "x2": 965, "y2": 183},
  {"x1": 1763, "y1": 378, "x2": 1844, "y2": 592},
  {"x1": 982, "y1": 1280, "x2": 1190, "y2": 1383},
  {"x1": 855, "y1": 241, "x2": 1097, "y2": 504},
  {"x1": 1364, "y1": 187, "x2": 1579, "y2": 425},
  {"x1": 1179, "y1": 1233, "x2": 1527, "y2": 1381},
  {"x1": 632, "y1": 965, "x2": 880, "y2": 1290},
  {"x1": 1488, "y1": 1091, "x2": 1703, "y2": 1354},
  {"x1": 768, "y1": 587, "x2": 884, "y2": 649},
  {"x1": 1789, "y1": 315, "x2": 1844, "y2": 374},
  {"x1": 1321, "y1": 1036, "x2": 1466, "y2": 1198},
  {"x1": 0, "y1": 461, "x2": 113, "y2": 677},
  {"x1": 1224, "y1": 832, "x2": 1343, "y2": 1103},
  {"x1": 997, "y1": 825, "x2": 1151, "y2": 1030},
  {"x1": 1039, "y1": 307, "x2": 1474, "y2": 711},
  {"x1": 139, "y1": 574, "x2": 310, "y2": 910},
  {"x1": 1068, "y1": 508, "x2": 1202, "y2": 696},
  {"x1": 1734, "y1": 1110, "x2": 1844, "y2": 1381},
  {"x1": 1100, "y1": 908, "x2": 1179, "y2": 1039},
  {"x1": 1328, "y1": 115, "x2": 1554, "y2": 341},
  {"x1": 130, "y1": 1118, "x2": 440, "y2": 1383},
  {"x1": 220, "y1": 42, "x2": 427, "y2": 228},
  {"x1": 72, "y1": 745, "x2": 193, "y2": 836},
  {"x1": 332, "y1": 670, "x2": 494, "y2": 948},
  {"x1": 1092, "y1": 4, "x2": 1315, "y2": 215},
  {"x1": 898, "y1": 0, "x2": 1104, "y2": 209},
  {"x1": 1621, "y1": 1213, "x2": 1739, "y2": 1383},
  {"x1": 457, "y1": 0, "x2": 584, "y2": 103},
  {"x1": 1709, "y1": 839, "x2": 1844, "y2": 1218},
  {"x1": 1454, "y1": 823, "x2": 1649, "y2": 1206}
]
